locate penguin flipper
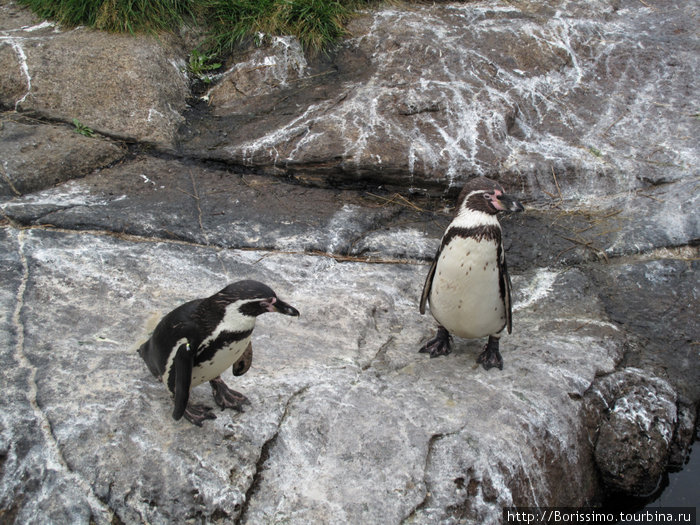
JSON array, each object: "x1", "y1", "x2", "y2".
[
  {"x1": 498, "y1": 251, "x2": 513, "y2": 334},
  {"x1": 232, "y1": 342, "x2": 253, "y2": 377},
  {"x1": 419, "y1": 249, "x2": 440, "y2": 315},
  {"x1": 171, "y1": 343, "x2": 194, "y2": 421}
]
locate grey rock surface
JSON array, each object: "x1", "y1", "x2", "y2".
[
  {"x1": 589, "y1": 256, "x2": 700, "y2": 402},
  {"x1": 2, "y1": 154, "x2": 696, "y2": 271},
  {"x1": 0, "y1": 156, "x2": 405, "y2": 254},
  {"x1": 206, "y1": 35, "x2": 309, "y2": 112},
  {"x1": 178, "y1": 1, "x2": 698, "y2": 198},
  {"x1": 0, "y1": 116, "x2": 125, "y2": 196},
  {"x1": 0, "y1": 2, "x2": 189, "y2": 147},
  {"x1": 0, "y1": 0, "x2": 698, "y2": 522},
  {"x1": 1, "y1": 227, "x2": 622, "y2": 524}
]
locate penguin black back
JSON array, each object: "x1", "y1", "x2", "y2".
[{"x1": 139, "y1": 299, "x2": 202, "y2": 380}]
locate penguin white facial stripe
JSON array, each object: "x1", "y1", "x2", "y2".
[
  {"x1": 199, "y1": 299, "x2": 258, "y2": 349},
  {"x1": 450, "y1": 208, "x2": 500, "y2": 230}
]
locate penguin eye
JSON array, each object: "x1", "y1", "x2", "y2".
[{"x1": 483, "y1": 193, "x2": 492, "y2": 200}]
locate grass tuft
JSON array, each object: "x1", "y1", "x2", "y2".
[
  {"x1": 17, "y1": 0, "x2": 382, "y2": 54},
  {"x1": 17, "y1": 0, "x2": 197, "y2": 34}
]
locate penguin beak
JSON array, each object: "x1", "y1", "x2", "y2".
[
  {"x1": 265, "y1": 298, "x2": 300, "y2": 317},
  {"x1": 495, "y1": 194, "x2": 524, "y2": 213}
]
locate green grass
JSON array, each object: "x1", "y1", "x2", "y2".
[
  {"x1": 17, "y1": 0, "x2": 197, "y2": 34},
  {"x1": 17, "y1": 0, "x2": 381, "y2": 55}
]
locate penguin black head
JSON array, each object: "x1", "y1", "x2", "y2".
[
  {"x1": 456, "y1": 177, "x2": 524, "y2": 216},
  {"x1": 216, "y1": 280, "x2": 300, "y2": 318}
]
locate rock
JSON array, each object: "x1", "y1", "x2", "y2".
[
  {"x1": 4, "y1": 153, "x2": 697, "y2": 272},
  {"x1": 0, "y1": 156, "x2": 404, "y2": 254},
  {"x1": 585, "y1": 369, "x2": 678, "y2": 497},
  {"x1": 0, "y1": 3, "x2": 189, "y2": 147},
  {"x1": 588, "y1": 255, "x2": 700, "y2": 402},
  {"x1": 0, "y1": 116, "x2": 125, "y2": 196},
  {"x1": 206, "y1": 35, "x2": 308, "y2": 112},
  {"x1": 0, "y1": 0, "x2": 698, "y2": 522},
  {"x1": 667, "y1": 398, "x2": 697, "y2": 470},
  {"x1": 1, "y1": 227, "x2": 623, "y2": 523},
  {"x1": 178, "y1": 1, "x2": 698, "y2": 201}
]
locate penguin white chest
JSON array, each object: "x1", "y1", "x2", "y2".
[
  {"x1": 189, "y1": 306, "x2": 257, "y2": 387},
  {"x1": 429, "y1": 236, "x2": 506, "y2": 339},
  {"x1": 190, "y1": 336, "x2": 252, "y2": 387}
]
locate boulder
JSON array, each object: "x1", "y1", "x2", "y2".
[
  {"x1": 1, "y1": 227, "x2": 621, "y2": 523},
  {"x1": 586, "y1": 369, "x2": 678, "y2": 496}
]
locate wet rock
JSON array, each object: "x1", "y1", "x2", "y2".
[
  {"x1": 588, "y1": 255, "x2": 700, "y2": 402},
  {"x1": 0, "y1": 4, "x2": 189, "y2": 147},
  {"x1": 667, "y1": 398, "x2": 697, "y2": 470},
  {"x1": 0, "y1": 156, "x2": 402, "y2": 254},
  {"x1": 586, "y1": 369, "x2": 678, "y2": 497},
  {"x1": 0, "y1": 116, "x2": 125, "y2": 196}
]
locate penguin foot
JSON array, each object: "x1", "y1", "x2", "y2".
[
  {"x1": 183, "y1": 403, "x2": 217, "y2": 426},
  {"x1": 210, "y1": 377, "x2": 251, "y2": 412},
  {"x1": 476, "y1": 336, "x2": 503, "y2": 371},
  {"x1": 419, "y1": 326, "x2": 452, "y2": 358}
]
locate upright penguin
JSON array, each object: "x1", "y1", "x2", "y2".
[
  {"x1": 419, "y1": 177, "x2": 524, "y2": 370},
  {"x1": 139, "y1": 280, "x2": 299, "y2": 425}
]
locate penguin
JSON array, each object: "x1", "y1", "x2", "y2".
[
  {"x1": 419, "y1": 177, "x2": 524, "y2": 370},
  {"x1": 139, "y1": 280, "x2": 299, "y2": 426}
]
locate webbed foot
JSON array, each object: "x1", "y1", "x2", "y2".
[
  {"x1": 210, "y1": 376, "x2": 250, "y2": 411},
  {"x1": 419, "y1": 326, "x2": 452, "y2": 358},
  {"x1": 183, "y1": 403, "x2": 216, "y2": 426},
  {"x1": 476, "y1": 336, "x2": 503, "y2": 370}
]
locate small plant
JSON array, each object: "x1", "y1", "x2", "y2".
[
  {"x1": 187, "y1": 50, "x2": 222, "y2": 83},
  {"x1": 72, "y1": 118, "x2": 95, "y2": 137},
  {"x1": 588, "y1": 146, "x2": 603, "y2": 158}
]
